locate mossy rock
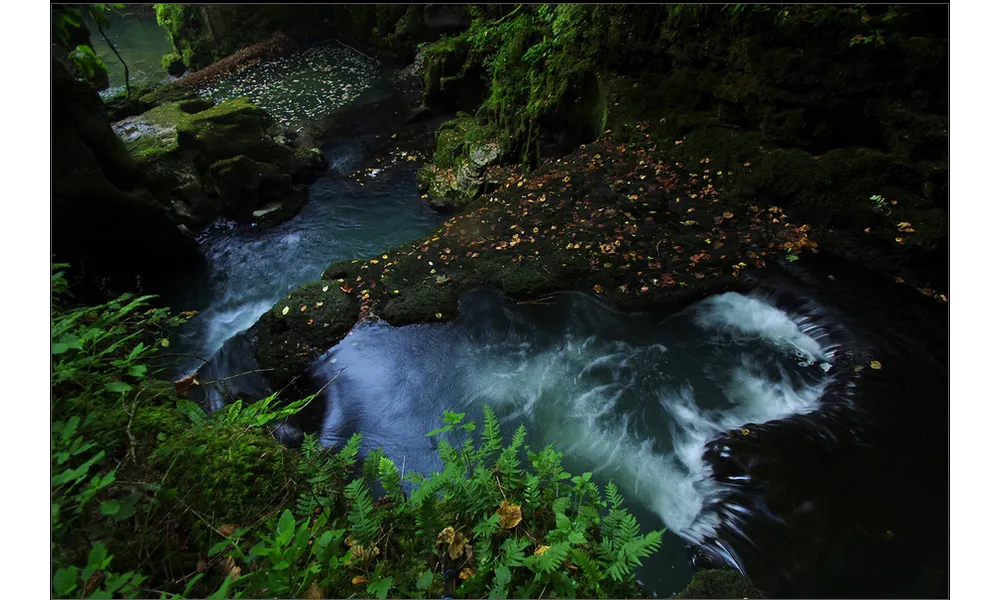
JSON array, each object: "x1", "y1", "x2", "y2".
[
  {"x1": 152, "y1": 420, "x2": 301, "y2": 525},
  {"x1": 118, "y1": 98, "x2": 324, "y2": 227},
  {"x1": 676, "y1": 569, "x2": 765, "y2": 599},
  {"x1": 417, "y1": 116, "x2": 501, "y2": 210},
  {"x1": 161, "y1": 52, "x2": 186, "y2": 76},
  {"x1": 205, "y1": 154, "x2": 288, "y2": 213},
  {"x1": 253, "y1": 279, "x2": 361, "y2": 389}
]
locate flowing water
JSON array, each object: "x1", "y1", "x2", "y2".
[
  {"x1": 107, "y1": 27, "x2": 948, "y2": 597},
  {"x1": 154, "y1": 123, "x2": 947, "y2": 599},
  {"x1": 165, "y1": 143, "x2": 442, "y2": 379}
]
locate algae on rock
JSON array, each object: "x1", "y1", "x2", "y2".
[{"x1": 116, "y1": 96, "x2": 325, "y2": 227}]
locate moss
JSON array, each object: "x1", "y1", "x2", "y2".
[
  {"x1": 152, "y1": 421, "x2": 301, "y2": 525},
  {"x1": 676, "y1": 569, "x2": 765, "y2": 599},
  {"x1": 253, "y1": 279, "x2": 361, "y2": 389},
  {"x1": 161, "y1": 52, "x2": 185, "y2": 76}
]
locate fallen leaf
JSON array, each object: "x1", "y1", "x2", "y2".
[
  {"x1": 459, "y1": 568, "x2": 475, "y2": 580},
  {"x1": 174, "y1": 373, "x2": 200, "y2": 394},
  {"x1": 497, "y1": 501, "x2": 522, "y2": 529},
  {"x1": 352, "y1": 576, "x2": 369, "y2": 585},
  {"x1": 870, "y1": 360, "x2": 882, "y2": 370},
  {"x1": 218, "y1": 524, "x2": 238, "y2": 537},
  {"x1": 282, "y1": 306, "x2": 290, "y2": 315},
  {"x1": 303, "y1": 583, "x2": 325, "y2": 599},
  {"x1": 534, "y1": 545, "x2": 551, "y2": 555}
]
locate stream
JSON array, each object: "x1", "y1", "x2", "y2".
[{"x1": 102, "y1": 17, "x2": 946, "y2": 598}]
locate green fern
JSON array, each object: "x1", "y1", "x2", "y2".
[{"x1": 344, "y1": 479, "x2": 380, "y2": 547}]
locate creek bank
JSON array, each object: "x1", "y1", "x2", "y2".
[
  {"x1": 51, "y1": 56, "x2": 201, "y2": 298},
  {"x1": 252, "y1": 129, "x2": 817, "y2": 390},
  {"x1": 415, "y1": 4, "x2": 948, "y2": 292}
]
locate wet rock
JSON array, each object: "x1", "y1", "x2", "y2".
[
  {"x1": 405, "y1": 104, "x2": 433, "y2": 124},
  {"x1": 416, "y1": 116, "x2": 501, "y2": 211},
  {"x1": 252, "y1": 279, "x2": 360, "y2": 390},
  {"x1": 269, "y1": 422, "x2": 305, "y2": 449},
  {"x1": 115, "y1": 97, "x2": 326, "y2": 227}
]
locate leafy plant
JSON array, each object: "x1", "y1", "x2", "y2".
[{"x1": 207, "y1": 406, "x2": 663, "y2": 598}]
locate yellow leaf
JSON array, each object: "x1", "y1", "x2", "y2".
[
  {"x1": 870, "y1": 360, "x2": 882, "y2": 370},
  {"x1": 160, "y1": 338, "x2": 170, "y2": 348},
  {"x1": 459, "y1": 568, "x2": 475, "y2": 580},
  {"x1": 534, "y1": 545, "x2": 551, "y2": 556},
  {"x1": 352, "y1": 576, "x2": 369, "y2": 585},
  {"x1": 282, "y1": 306, "x2": 290, "y2": 315},
  {"x1": 322, "y1": 285, "x2": 329, "y2": 292},
  {"x1": 435, "y1": 312, "x2": 443, "y2": 319},
  {"x1": 593, "y1": 284, "x2": 603, "y2": 294},
  {"x1": 497, "y1": 501, "x2": 522, "y2": 530}
]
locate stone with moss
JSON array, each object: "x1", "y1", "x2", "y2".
[
  {"x1": 114, "y1": 97, "x2": 325, "y2": 227},
  {"x1": 676, "y1": 569, "x2": 765, "y2": 599},
  {"x1": 252, "y1": 279, "x2": 361, "y2": 390},
  {"x1": 417, "y1": 116, "x2": 502, "y2": 210},
  {"x1": 161, "y1": 52, "x2": 185, "y2": 76}
]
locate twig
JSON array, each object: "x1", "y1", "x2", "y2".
[
  {"x1": 199, "y1": 368, "x2": 275, "y2": 386},
  {"x1": 334, "y1": 38, "x2": 375, "y2": 62},
  {"x1": 314, "y1": 367, "x2": 347, "y2": 397},
  {"x1": 150, "y1": 352, "x2": 213, "y2": 365},
  {"x1": 94, "y1": 17, "x2": 130, "y2": 99}
]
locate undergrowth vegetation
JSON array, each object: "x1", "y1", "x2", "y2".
[{"x1": 51, "y1": 265, "x2": 664, "y2": 598}]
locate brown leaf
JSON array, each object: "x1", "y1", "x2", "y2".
[
  {"x1": 174, "y1": 373, "x2": 200, "y2": 394},
  {"x1": 303, "y1": 583, "x2": 325, "y2": 599},
  {"x1": 449, "y1": 532, "x2": 467, "y2": 560},
  {"x1": 460, "y1": 567, "x2": 476, "y2": 580},
  {"x1": 352, "y1": 575, "x2": 369, "y2": 585},
  {"x1": 218, "y1": 524, "x2": 238, "y2": 537},
  {"x1": 497, "y1": 501, "x2": 523, "y2": 530}
]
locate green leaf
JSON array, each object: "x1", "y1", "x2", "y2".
[
  {"x1": 416, "y1": 570, "x2": 434, "y2": 591},
  {"x1": 425, "y1": 425, "x2": 452, "y2": 437},
  {"x1": 276, "y1": 509, "x2": 295, "y2": 547},
  {"x1": 367, "y1": 576, "x2": 393, "y2": 599},
  {"x1": 99, "y1": 500, "x2": 120, "y2": 516},
  {"x1": 489, "y1": 565, "x2": 511, "y2": 599},
  {"x1": 127, "y1": 342, "x2": 146, "y2": 360},
  {"x1": 88, "y1": 542, "x2": 110, "y2": 571},
  {"x1": 208, "y1": 541, "x2": 230, "y2": 557},
  {"x1": 176, "y1": 399, "x2": 205, "y2": 424},
  {"x1": 52, "y1": 342, "x2": 70, "y2": 355},
  {"x1": 127, "y1": 364, "x2": 147, "y2": 378},
  {"x1": 53, "y1": 566, "x2": 79, "y2": 596},
  {"x1": 104, "y1": 381, "x2": 132, "y2": 394}
]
